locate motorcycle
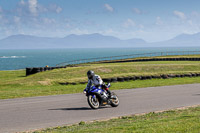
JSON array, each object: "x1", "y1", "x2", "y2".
[{"x1": 84, "y1": 83, "x2": 119, "y2": 109}]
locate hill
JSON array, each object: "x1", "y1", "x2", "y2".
[
  {"x1": 151, "y1": 32, "x2": 200, "y2": 47},
  {"x1": 1, "y1": 32, "x2": 200, "y2": 49},
  {"x1": 0, "y1": 33, "x2": 147, "y2": 49}
]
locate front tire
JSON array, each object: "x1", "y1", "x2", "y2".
[
  {"x1": 87, "y1": 95, "x2": 100, "y2": 109},
  {"x1": 110, "y1": 92, "x2": 119, "y2": 107}
]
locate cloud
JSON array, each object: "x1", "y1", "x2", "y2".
[
  {"x1": 42, "y1": 18, "x2": 56, "y2": 24},
  {"x1": 66, "y1": 23, "x2": 71, "y2": 28},
  {"x1": 139, "y1": 24, "x2": 144, "y2": 29},
  {"x1": 14, "y1": 16, "x2": 21, "y2": 23},
  {"x1": 0, "y1": 14, "x2": 2, "y2": 22},
  {"x1": 18, "y1": 0, "x2": 62, "y2": 15},
  {"x1": 173, "y1": 10, "x2": 186, "y2": 20},
  {"x1": 48, "y1": 4, "x2": 63, "y2": 14},
  {"x1": 56, "y1": 7, "x2": 62, "y2": 13},
  {"x1": 37, "y1": 5, "x2": 48, "y2": 13},
  {"x1": 104, "y1": 4, "x2": 114, "y2": 12},
  {"x1": 20, "y1": 0, "x2": 25, "y2": 5},
  {"x1": 187, "y1": 20, "x2": 193, "y2": 26},
  {"x1": 0, "y1": 1, "x2": 66, "y2": 39},
  {"x1": 132, "y1": 8, "x2": 142, "y2": 14},
  {"x1": 70, "y1": 28, "x2": 89, "y2": 35},
  {"x1": 156, "y1": 16, "x2": 163, "y2": 25},
  {"x1": 28, "y1": 0, "x2": 38, "y2": 16},
  {"x1": 123, "y1": 18, "x2": 135, "y2": 28},
  {"x1": 0, "y1": 6, "x2": 3, "y2": 13},
  {"x1": 191, "y1": 11, "x2": 200, "y2": 17},
  {"x1": 104, "y1": 29, "x2": 114, "y2": 34}
]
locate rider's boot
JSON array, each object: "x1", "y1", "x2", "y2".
[{"x1": 107, "y1": 90, "x2": 112, "y2": 98}]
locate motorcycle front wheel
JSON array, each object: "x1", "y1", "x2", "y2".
[
  {"x1": 87, "y1": 95, "x2": 100, "y2": 109},
  {"x1": 110, "y1": 92, "x2": 119, "y2": 107}
]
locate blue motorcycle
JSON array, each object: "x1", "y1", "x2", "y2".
[{"x1": 84, "y1": 83, "x2": 119, "y2": 109}]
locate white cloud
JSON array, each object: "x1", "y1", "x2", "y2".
[
  {"x1": 20, "y1": 0, "x2": 25, "y2": 5},
  {"x1": 28, "y1": 0, "x2": 38, "y2": 16},
  {"x1": 191, "y1": 11, "x2": 200, "y2": 17},
  {"x1": 70, "y1": 28, "x2": 89, "y2": 35},
  {"x1": 104, "y1": 29, "x2": 114, "y2": 34},
  {"x1": 139, "y1": 24, "x2": 144, "y2": 29},
  {"x1": 98, "y1": 29, "x2": 120, "y2": 38},
  {"x1": 0, "y1": 7, "x2": 2, "y2": 20},
  {"x1": 156, "y1": 16, "x2": 163, "y2": 25},
  {"x1": 42, "y1": 18, "x2": 56, "y2": 24},
  {"x1": 37, "y1": 5, "x2": 48, "y2": 13},
  {"x1": 104, "y1": 4, "x2": 114, "y2": 12},
  {"x1": 123, "y1": 18, "x2": 135, "y2": 28},
  {"x1": 56, "y1": 7, "x2": 62, "y2": 13},
  {"x1": 0, "y1": 15, "x2": 2, "y2": 21},
  {"x1": 0, "y1": 6, "x2": 3, "y2": 13},
  {"x1": 133, "y1": 8, "x2": 142, "y2": 14},
  {"x1": 4, "y1": 28, "x2": 12, "y2": 36},
  {"x1": 14, "y1": 16, "x2": 21, "y2": 23},
  {"x1": 173, "y1": 10, "x2": 186, "y2": 20},
  {"x1": 187, "y1": 20, "x2": 193, "y2": 26},
  {"x1": 48, "y1": 4, "x2": 62, "y2": 13},
  {"x1": 66, "y1": 23, "x2": 71, "y2": 28},
  {"x1": 0, "y1": 1, "x2": 67, "y2": 39}
]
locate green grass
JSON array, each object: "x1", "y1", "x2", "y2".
[
  {"x1": 0, "y1": 55, "x2": 200, "y2": 99},
  {"x1": 2, "y1": 61, "x2": 200, "y2": 85},
  {"x1": 30, "y1": 106, "x2": 200, "y2": 133},
  {"x1": 96, "y1": 54, "x2": 200, "y2": 63},
  {"x1": 1, "y1": 77, "x2": 200, "y2": 99}
]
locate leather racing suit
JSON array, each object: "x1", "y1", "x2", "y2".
[{"x1": 85, "y1": 75, "x2": 111, "y2": 96}]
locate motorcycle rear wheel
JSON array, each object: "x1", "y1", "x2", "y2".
[{"x1": 88, "y1": 95, "x2": 100, "y2": 109}]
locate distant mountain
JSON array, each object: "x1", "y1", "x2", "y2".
[
  {"x1": 0, "y1": 32, "x2": 200, "y2": 49},
  {"x1": 0, "y1": 34, "x2": 59, "y2": 49},
  {"x1": 151, "y1": 32, "x2": 200, "y2": 47},
  {"x1": 58, "y1": 33, "x2": 123, "y2": 48},
  {"x1": 0, "y1": 33, "x2": 147, "y2": 49}
]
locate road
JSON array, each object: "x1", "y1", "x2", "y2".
[{"x1": 0, "y1": 84, "x2": 200, "y2": 133}]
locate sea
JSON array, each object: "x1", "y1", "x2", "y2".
[{"x1": 0, "y1": 47, "x2": 200, "y2": 70}]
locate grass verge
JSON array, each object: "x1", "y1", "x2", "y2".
[
  {"x1": 29, "y1": 105, "x2": 200, "y2": 133},
  {"x1": 1, "y1": 61, "x2": 200, "y2": 85},
  {"x1": 1, "y1": 77, "x2": 200, "y2": 99}
]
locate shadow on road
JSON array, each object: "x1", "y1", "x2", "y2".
[
  {"x1": 48, "y1": 106, "x2": 109, "y2": 111},
  {"x1": 49, "y1": 107, "x2": 91, "y2": 111},
  {"x1": 192, "y1": 94, "x2": 200, "y2": 96}
]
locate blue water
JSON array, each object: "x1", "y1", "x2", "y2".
[{"x1": 0, "y1": 47, "x2": 200, "y2": 70}]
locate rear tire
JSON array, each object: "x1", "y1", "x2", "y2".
[
  {"x1": 87, "y1": 95, "x2": 100, "y2": 109},
  {"x1": 110, "y1": 92, "x2": 119, "y2": 107}
]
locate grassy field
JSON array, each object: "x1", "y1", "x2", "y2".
[
  {"x1": 0, "y1": 55, "x2": 200, "y2": 99},
  {"x1": 1, "y1": 77, "x2": 200, "y2": 99},
  {"x1": 97, "y1": 54, "x2": 200, "y2": 63},
  {"x1": 30, "y1": 106, "x2": 200, "y2": 133}
]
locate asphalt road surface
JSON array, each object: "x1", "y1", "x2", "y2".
[{"x1": 0, "y1": 84, "x2": 200, "y2": 133}]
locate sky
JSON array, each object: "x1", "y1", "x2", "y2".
[{"x1": 0, "y1": 0, "x2": 200, "y2": 42}]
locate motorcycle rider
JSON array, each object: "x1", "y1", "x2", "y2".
[{"x1": 84, "y1": 70, "x2": 112, "y2": 97}]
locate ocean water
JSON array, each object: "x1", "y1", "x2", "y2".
[{"x1": 0, "y1": 47, "x2": 200, "y2": 70}]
